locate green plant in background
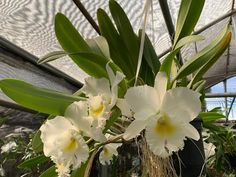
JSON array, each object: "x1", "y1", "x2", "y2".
[
  {"x1": 0, "y1": 130, "x2": 51, "y2": 177},
  {"x1": 200, "y1": 107, "x2": 236, "y2": 176},
  {"x1": 0, "y1": 0, "x2": 232, "y2": 176}
]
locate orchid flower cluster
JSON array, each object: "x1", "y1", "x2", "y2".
[
  {"x1": 39, "y1": 63, "x2": 202, "y2": 176},
  {"x1": 0, "y1": 0, "x2": 230, "y2": 176}
]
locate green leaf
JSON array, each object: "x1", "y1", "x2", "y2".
[
  {"x1": 18, "y1": 155, "x2": 49, "y2": 169},
  {"x1": 104, "y1": 107, "x2": 121, "y2": 133},
  {"x1": 39, "y1": 166, "x2": 57, "y2": 177},
  {"x1": 37, "y1": 51, "x2": 67, "y2": 64},
  {"x1": 175, "y1": 26, "x2": 231, "y2": 82},
  {"x1": 160, "y1": 35, "x2": 204, "y2": 78},
  {"x1": 67, "y1": 52, "x2": 109, "y2": 78},
  {"x1": 200, "y1": 112, "x2": 225, "y2": 123},
  {"x1": 55, "y1": 13, "x2": 109, "y2": 77},
  {"x1": 55, "y1": 13, "x2": 91, "y2": 53},
  {"x1": 174, "y1": 35, "x2": 205, "y2": 50},
  {"x1": 0, "y1": 79, "x2": 83, "y2": 115},
  {"x1": 173, "y1": 0, "x2": 205, "y2": 46},
  {"x1": 192, "y1": 80, "x2": 205, "y2": 90},
  {"x1": 203, "y1": 122, "x2": 223, "y2": 132},
  {"x1": 195, "y1": 80, "x2": 206, "y2": 92},
  {"x1": 86, "y1": 36, "x2": 110, "y2": 59},
  {"x1": 32, "y1": 130, "x2": 43, "y2": 153},
  {"x1": 189, "y1": 30, "x2": 231, "y2": 86},
  {"x1": 109, "y1": 0, "x2": 139, "y2": 67},
  {"x1": 142, "y1": 32, "x2": 160, "y2": 75},
  {"x1": 97, "y1": 8, "x2": 134, "y2": 79}
]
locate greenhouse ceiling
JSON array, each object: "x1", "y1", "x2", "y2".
[{"x1": 0, "y1": 0, "x2": 236, "y2": 87}]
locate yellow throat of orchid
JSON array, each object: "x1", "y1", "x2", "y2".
[
  {"x1": 89, "y1": 96, "x2": 105, "y2": 118},
  {"x1": 155, "y1": 114, "x2": 176, "y2": 136},
  {"x1": 63, "y1": 137, "x2": 78, "y2": 152},
  {"x1": 103, "y1": 147, "x2": 110, "y2": 157}
]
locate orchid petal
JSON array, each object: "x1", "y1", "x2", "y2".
[
  {"x1": 40, "y1": 116, "x2": 77, "y2": 157},
  {"x1": 99, "y1": 143, "x2": 122, "y2": 165},
  {"x1": 106, "y1": 64, "x2": 125, "y2": 108},
  {"x1": 154, "y1": 72, "x2": 168, "y2": 102},
  {"x1": 123, "y1": 120, "x2": 148, "y2": 140},
  {"x1": 161, "y1": 87, "x2": 201, "y2": 122},
  {"x1": 116, "y1": 98, "x2": 133, "y2": 118},
  {"x1": 65, "y1": 101, "x2": 91, "y2": 129},
  {"x1": 82, "y1": 77, "x2": 110, "y2": 97},
  {"x1": 125, "y1": 85, "x2": 160, "y2": 120}
]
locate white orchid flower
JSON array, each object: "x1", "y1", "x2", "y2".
[
  {"x1": 99, "y1": 143, "x2": 121, "y2": 165},
  {"x1": 82, "y1": 64, "x2": 125, "y2": 111},
  {"x1": 65, "y1": 64, "x2": 125, "y2": 142},
  {"x1": 40, "y1": 116, "x2": 89, "y2": 175},
  {"x1": 123, "y1": 72, "x2": 201, "y2": 158},
  {"x1": 99, "y1": 135, "x2": 122, "y2": 165},
  {"x1": 65, "y1": 101, "x2": 107, "y2": 142}
]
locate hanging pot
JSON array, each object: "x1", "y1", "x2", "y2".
[{"x1": 173, "y1": 118, "x2": 205, "y2": 177}]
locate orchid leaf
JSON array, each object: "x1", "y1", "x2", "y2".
[
  {"x1": 0, "y1": 79, "x2": 83, "y2": 115},
  {"x1": 55, "y1": 13, "x2": 108, "y2": 77},
  {"x1": 173, "y1": 0, "x2": 205, "y2": 46},
  {"x1": 37, "y1": 51, "x2": 67, "y2": 64},
  {"x1": 142, "y1": 32, "x2": 160, "y2": 75},
  {"x1": 192, "y1": 80, "x2": 205, "y2": 90},
  {"x1": 109, "y1": 0, "x2": 139, "y2": 67},
  {"x1": 55, "y1": 13, "x2": 91, "y2": 53},
  {"x1": 39, "y1": 166, "x2": 57, "y2": 177},
  {"x1": 189, "y1": 32, "x2": 231, "y2": 86},
  {"x1": 195, "y1": 80, "x2": 206, "y2": 92},
  {"x1": 160, "y1": 35, "x2": 204, "y2": 78},
  {"x1": 97, "y1": 8, "x2": 134, "y2": 79},
  {"x1": 18, "y1": 155, "x2": 49, "y2": 169},
  {"x1": 174, "y1": 35, "x2": 205, "y2": 50},
  {"x1": 175, "y1": 26, "x2": 231, "y2": 82},
  {"x1": 67, "y1": 52, "x2": 109, "y2": 78}
]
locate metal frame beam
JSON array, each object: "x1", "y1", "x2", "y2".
[
  {"x1": 206, "y1": 92, "x2": 236, "y2": 98},
  {"x1": 72, "y1": 0, "x2": 100, "y2": 34},
  {"x1": 0, "y1": 100, "x2": 37, "y2": 114},
  {"x1": 157, "y1": 9, "x2": 236, "y2": 59},
  {"x1": 158, "y1": 0, "x2": 183, "y2": 65},
  {"x1": 0, "y1": 37, "x2": 83, "y2": 88},
  {"x1": 227, "y1": 97, "x2": 235, "y2": 119}
]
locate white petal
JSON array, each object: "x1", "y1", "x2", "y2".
[
  {"x1": 65, "y1": 101, "x2": 88, "y2": 123},
  {"x1": 55, "y1": 162, "x2": 70, "y2": 177},
  {"x1": 40, "y1": 117, "x2": 89, "y2": 170},
  {"x1": 116, "y1": 98, "x2": 133, "y2": 118},
  {"x1": 146, "y1": 119, "x2": 173, "y2": 158},
  {"x1": 106, "y1": 64, "x2": 125, "y2": 108},
  {"x1": 125, "y1": 85, "x2": 160, "y2": 120},
  {"x1": 82, "y1": 77, "x2": 111, "y2": 97},
  {"x1": 40, "y1": 116, "x2": 76, "y2": 157},
  {"x1": 86, "y1": 124, "x2": 107, "y2": 142},
  {"x1": 99, "y1": 143, "x2": 122, "y2": 165},
  {"x1": 161, "y1": 87, "x2": 201, "y2": 122},
  {"x1": 65, "y1": 101, "x2": 93, "y2": 132},
  {"x1": 154, "y1": 72, "x2": 168, "y2": 102},
  {"x1": 184, "y1": 123, "x2": 200, "y2": 141},
  {"x1": 145, "y1": 117, "x2": 199, "y2": 158},
  {"x1": 123, "y1": 120, "x2": 148, "y2": 140}
]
